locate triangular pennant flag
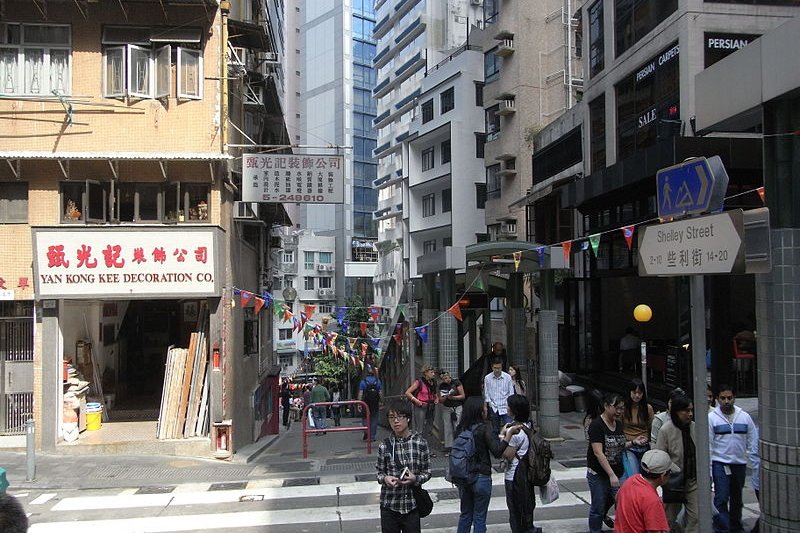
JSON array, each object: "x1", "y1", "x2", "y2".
[
  {"x1": 473, "y1": 275, "x2": 485, "y2": 291},
  {"x1": 233, "y1": 288, "x2": 242, "y2": 295},
  {"x1": 562, "y1": 241, "x2": 572, "y2": 267},
  {"x1": 273, "y1": 300, "x2": 284, "y2": 316},
  {"x1": 283, "y1": 308, "x2": 293, "y2": 322},
  {"x1": 415, "y1": 325, "x2": 429, "y2": 343},
  {"x1": 757, "y1": 186, "x2": 765, "y2": 204},
  {"x1": 397, "y1": 304, "x2": 408, "y2": 318},
  {"x1": 254, "y1": 297, "x2": 265, "y2": 315},
  {"x1": 348, "y1": 337, "x2": 357, "y2": 351},
  {"x1": 304, "y1": 304, "x2": 316, "y2": 319},
  {"x1": 360, "y1": 322, "x2": 368, "y2": 335},
  {"x1": 342, "y1": 320, "x2": 350, "y2": 334},
  {"x1": 262, "y1": 292, "x2": 273, "y2": 307},
  {"x1": 581, "y1": 240, "x2": 589, "y2": 252},
  {"x1": 361, "y1": 342, "x2": 368, "y2": 356},
  {"x1": 589, "y1": 234, "x2": 601, "y2": 257},
  {"x1": 335, "y1": 307, "x2": 346, "y2": 325},
  {"x1": 448, "y1": 302, "x2": 463, "y2": 322},
  {"x1": 536, "y1": 246, "x2": 546, "y2": 267},
  {"x1": 300, "y1": 311, "x2": 308, "y2": 329},
  {"x1": 240, "y1": 291, "x2": 252, "y2": 308},
  {"x1": 370, "y1": 337, "x2": 381, "y2": 349},
  {"x1": 622, "y1": 225, "x2": 635, "y2": 250},
  {"x1": 513, "y1": 251, "x2": 522, "y2": 271},
  {"x1": 369, "y1": 305, "x2": 381, "y2": 322}
]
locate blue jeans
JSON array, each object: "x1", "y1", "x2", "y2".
[
  {"x1": 457, "y1": 474, "x2": 493, "y2": 533},
  {"x1": 363, "y1": 409, "x2": 378, "y2": 440},
  {"x1": 312, "y1": 405, "x2": 327, "y2": 430},
  {"x1": 712, "y1": 461, "x2": 747, "y2": 533},
  {"x1": 489, "y1": 410, "x2": 513, "y2": 437},
  {"x1": 587, "y1": 471, "x2": 618, "y2": 533},
  {"x1": 624, "y1": 443, "x2": 649, "y2": 477}
]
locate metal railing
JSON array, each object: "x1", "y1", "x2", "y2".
[{"x1": 301, "y1": 400, "x2": 372, "y2": 458}]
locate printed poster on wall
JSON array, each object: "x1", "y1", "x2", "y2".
[{"x1": 242, "y1": 153, "x2": 345, "y2": 204}]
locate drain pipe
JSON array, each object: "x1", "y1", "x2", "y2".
[{"x1": 26, "y1": 418, "x2": 35, "y2": 481}]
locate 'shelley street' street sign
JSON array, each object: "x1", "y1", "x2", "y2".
[{"x1": 638, "y1": 210, "x2": 745, "y2": 276}]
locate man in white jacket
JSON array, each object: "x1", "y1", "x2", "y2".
[{"x1": 708, "y1": 384, "x2": 759, "y2": 533}]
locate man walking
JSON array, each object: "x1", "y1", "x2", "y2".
[
  {"x1": 614, "y1": 449, "x2": 677, "y2": 533},
  {"x1": 708, "y1": 384, "x2": 760, "y2": 533},
  {"x1": 310, "y1": 380, "x2": 331, "y2": 433},
  {"x1": 359, "y1": 368, "x2": 383, "y2": 441},
  {"x1": 484, "y1": 357, "x2": 515, "y2": 436}
]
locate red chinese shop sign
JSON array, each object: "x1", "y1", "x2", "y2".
[{"x1": 31, "y1": 227, "x2": 223, "y2": 299}]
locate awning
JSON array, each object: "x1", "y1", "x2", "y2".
[
  {"x1": 466, "y1": 240, "x2": 557, "y2": 273},
  {"x1": 0, "y1": 151, "x2": 231, "y2": 161},
  {"x1": 228, "y1": 19, "x2": 270, "y2": 52}
]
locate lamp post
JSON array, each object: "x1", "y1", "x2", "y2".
[{"x1": 633, "y1": 304, "x2": 652, "y2": 390}]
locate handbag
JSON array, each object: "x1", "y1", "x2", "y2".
[
  {"x1": 411, "y1": 484, "x2": 434, "y2": 517},
  {"x1": 539, "y1": 474, "x2": 560, "y2": 505},
  {"x1": 307, "y1": 409, "x2": 316, "y2": 429},
  {"x1": 662, "y1": 472, "x2": 686, "y2": 504}
]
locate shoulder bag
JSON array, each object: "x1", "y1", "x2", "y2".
[{"x1": 392, "y1": 438, "x2": 434, "y2": 517}]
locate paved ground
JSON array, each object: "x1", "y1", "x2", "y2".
[{"x1": 0, "y1": 397, "x2": 759, "y2": 492}]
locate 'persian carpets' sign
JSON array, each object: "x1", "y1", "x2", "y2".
[
  {"x1": 242, "y1": 153, "x2": 345, "y2": 204},
  {"x1": 32, "y1": 228, "x2": 223, "y2": 299}
]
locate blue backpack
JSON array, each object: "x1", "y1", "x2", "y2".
[{"x1": 446, "y1": 424, "x2": 479, "y2": 485}]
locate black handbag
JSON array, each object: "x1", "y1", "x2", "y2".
[
  {"x1": 662, "y1": 472, "x2": 686, "y2": 504},
  {"x1": 411, "y1": 484, "x2": 434, "y2": 517}
]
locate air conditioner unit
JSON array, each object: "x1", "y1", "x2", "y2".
[
  {"x1": 325, "y1": 264, "x2": 335, "y2": 272},
  {"x1": 499, "y1": 222, "x2": 517, "y2": 235},
  {"x1": 317, "y1": 288, "x2": 333, "y2": 296},
  {"x1": 495, "y1": 39, "x2": 514, "y2": 57},
  {"x1": 316, "y1": 264, "x2": 327, "y2": 272},
  {"x1": 499, "y1": 99, "x2": 516, "y2": 116},
  {"x1": 470, "y1": 0, "x2": 482, "y2": 5},
  {"x1": 233, "y1": 201, "x2": 258, "y2": 220}
]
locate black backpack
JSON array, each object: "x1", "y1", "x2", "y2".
[
  {"x1": 363, "y1": 378, "x2": 380, "y2": 411},
  {"x1": 519, "y1": 424, "x2": 553, "y2": 487}
]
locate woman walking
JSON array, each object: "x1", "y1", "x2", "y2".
[
  {"x1": 508, "y1": 366, "x2": 527, "y2": 396},
  {"x1": 405, "y1": 365, "x2": 439, "y2": 453},
  {"x1": 454, "y1": 396, "x2": 511, "y2": 533},
  {"x1": 586, "y1": 392, "x2": 629, "y2": 533},
  {"x1": 502, "y1": 394, "x2": 539, "y2": 533},
  {"x1": 655, "y1": 394, "x2": 699, "y2": 533},
  {"x1": 622, "y1": 378, "x2": 654, "y2": 475}
]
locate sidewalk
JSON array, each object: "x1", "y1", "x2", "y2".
[{"x1": 0, "y1": 398, "x2": 758, "y2": 492}]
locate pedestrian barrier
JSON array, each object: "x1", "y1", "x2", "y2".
[{"x1": 301, "y1": 400, "x2": 371, "y2": 458}]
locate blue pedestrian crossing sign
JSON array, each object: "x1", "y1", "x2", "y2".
[{"x1": 656, "y1": 156, "x2": 728, "y2": 218}]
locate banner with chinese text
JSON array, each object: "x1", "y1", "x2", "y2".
[
  {"x1": 32, "y1": 228, "x2": 223, "y2": 298},
  {"x1": 242, "y1": 153, "x2": 345, "y2": 204}
]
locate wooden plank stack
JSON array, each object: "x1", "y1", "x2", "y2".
[{"x1": 157, "y1": 303, "x2": 210, "y2": 440}]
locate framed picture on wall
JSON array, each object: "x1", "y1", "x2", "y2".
[{"x1": 183, "y1": 301, "x2": 199, "y2": 322}]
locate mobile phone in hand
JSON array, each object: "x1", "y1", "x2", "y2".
[{"x1": 400, "y1": 467, "x2": 411, "y2": 480}]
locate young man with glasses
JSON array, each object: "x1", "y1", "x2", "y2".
[
  {"x1": 376, "y1": 399, "x2": 432, "y2": 532},
  {"x1": 709, "y1": 384, "x2": 760, "y2": 533}
]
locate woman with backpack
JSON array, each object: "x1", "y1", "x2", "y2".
[
  {"x1": 452, "y1": 396, "x2": 516, "y2": 533},
  {"x1": 502, "y1": 394, "x2": 540, "y2": 533},
  {"x1": 405, "y1": 365, "x2": 438, "y2": 453}
]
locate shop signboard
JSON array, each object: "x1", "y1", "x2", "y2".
[
  {"x1": 31, "y1": 227, "x2": 223, "y2": 299},
  {"x1": 242, "y1": 153, "x2": 345, "y2": 204}
]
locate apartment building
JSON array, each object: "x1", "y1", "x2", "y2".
[
  {"x1": 372, "y1": 0, "x2": 484, "y2": 311},
  {"x1": 527, "y1": 0, "x2": 799, "y2": 390},
  {"x1": 0, "y1": 0, "x2": 290, "y2": 455},
  {"x1": 273, "y1": 231, "x2": 336, "y2": 373}
]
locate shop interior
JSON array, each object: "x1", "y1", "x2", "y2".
[{"x1": 61, "y1": 298, "x2": 205, "y2": 446}]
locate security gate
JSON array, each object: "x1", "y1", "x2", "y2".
[{"x1": 0, "y1": 304, "x2": 34, "y2": 435}]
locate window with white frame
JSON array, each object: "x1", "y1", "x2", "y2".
[
  {"x1": 422, "y1": 147, "x2": 435, "y2": 171},
  {"x1": 0, "y1": 23, "x2": 71, "y2": 96},
  {"x1": 304, "y1": 276, "x2": 315, "y2": 290},
  {"x1": 422, "y1": 193, "x2": 435, "y2": 217},
  {"x1": 101, "y1": 25, "x2": 203, "y2": 100},
  {"x1": 304, "y1": 251, "x2": 315, "y2": 269},
  {"x1": 318, "y1": 304, "x2": 333, "y2": 314},
  {"x1": 318, "y1": 277, "x2": 332, "y2": 289},
  {"x1": 283, "y1": 250, "x2": 294, "y2": 264}
]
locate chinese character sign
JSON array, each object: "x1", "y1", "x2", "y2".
[
  {"x1": 242, "y1": 154, "x2": 345, "y2": 204},
  {"x1": 32, "y1": 229, "x2": 221, "y2": 298}
]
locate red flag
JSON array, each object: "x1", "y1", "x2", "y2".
[
  {"x1": 240, "y1": 291, "x2": 252, "y2": 307},
  {"x1": 393, "y1": 323, "x2": 403, "y2": 345},
  {"x1": 360, "y1": 322, "x2": 368, "y2": 335},
  {"x1": 622, "y1": 225, "x2": 635, "y2": 250},
  {"x1": 254, "y1": 297, "x2": 265, "y2": 315},
  {"x1": 562, "y1": 241, "x2": 572, "y2": 267},
  {"x1": 304, "y1": 304, "x2": 316, "y2": 319},
  {"x1": 448, "y1": 303, "x2": 463, "y2": 322},
  {"x1": 757, "y1": 186, "x2": 765, "y2": 204}
]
